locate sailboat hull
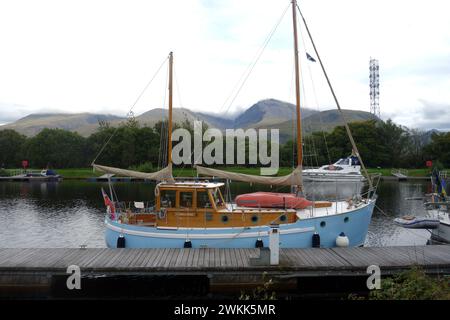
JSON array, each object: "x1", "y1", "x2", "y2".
[{"x1": 105, "y1": 199, "x2": 375, "y2": 248}]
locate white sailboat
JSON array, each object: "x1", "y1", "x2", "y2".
[{"x1": 93, "y1": 0, "x2": 378, "y2": 249}]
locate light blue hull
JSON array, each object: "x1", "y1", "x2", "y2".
[{"x1": 105, "y1": 200, "x2": 375, "y2": 248}]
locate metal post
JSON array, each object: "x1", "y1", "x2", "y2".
[{"x1": 269, "y1": 224, "x2": 280, "y2": 265}]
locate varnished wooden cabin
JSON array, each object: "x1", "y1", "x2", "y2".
[{"x1": 122, "y1": 181, "x2": 298, "y2": 228}]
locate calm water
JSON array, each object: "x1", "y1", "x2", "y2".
[{"x1": 0, "y1": 179, "x2": 433, "y2": 248}]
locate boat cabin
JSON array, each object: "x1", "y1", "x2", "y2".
[
  {"x1": 156, "y1": 181, "x2": 226, "y2": 212},
  {"x1": 123, "y1": 180, "x2": 298, "y2": 228},
  {"x1": 335, "y1": 156, "x2": 360, "y2": 167}
]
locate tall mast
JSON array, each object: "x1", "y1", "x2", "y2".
[
  {"x1": 167, "y1": 51, "x2": 173, "y2": 165},
  {"x1": 291, "y1": 0, "x2": 302, "y2": 169}
]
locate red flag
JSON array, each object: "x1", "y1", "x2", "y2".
[{"x1": 101, "y1": 188, "x2": 116, "y2": 218}]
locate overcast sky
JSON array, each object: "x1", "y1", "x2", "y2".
[{"x1": 0, "y1": 0, "x2": 449, "y2": 130}]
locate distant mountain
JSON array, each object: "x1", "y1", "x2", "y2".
[
  {"x1": 134, "y1": 108, "x2": 234, "y2": 130},
  {"x1": 267, "y1": 109, "x2": 380, "y2": 142},
  {"x1": 0, "y1": 99, "x2": 378, "y2": 139},
  {"x1": 233, "y1": 99, "x2": 317, "y2": 129},
  {"x1": 418, "y1": 129, "x2": 440, "y2": 145},
  {"x1": 0, "y1": 113, "x2": 124, "y2": 137}
]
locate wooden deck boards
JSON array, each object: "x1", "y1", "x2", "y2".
[{"x1": 0, "y1": 246, "x2": 449, "y2": 274}]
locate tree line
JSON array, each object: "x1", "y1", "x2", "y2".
[
  {"x1": 0, "y1": 118, "x2": 449, "y2": 170},
  {"x1": 281, "y1": 119, "x2": 448, "y2": 169}
]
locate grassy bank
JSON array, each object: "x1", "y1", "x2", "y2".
[{"x1": 3, "y1": 166, "x2": 440, "y2": 179}]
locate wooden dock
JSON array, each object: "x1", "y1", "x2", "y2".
[
  {"x1": 391, "y1": 169, "x2": 409, "y2": 181},
  {"x1": 1, "y1": 245, "x2": 449, "y2": 298}
]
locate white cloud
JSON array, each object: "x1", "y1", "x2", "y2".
[{"x1": 0, "y1": 0, "x2": 449, "y2": 130}]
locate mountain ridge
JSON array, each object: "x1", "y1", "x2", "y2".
[{"x1": 0, "y1": 99, "x2": 379, "y2": 138}]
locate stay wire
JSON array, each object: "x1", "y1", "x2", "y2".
[
  {"x1": 220, "y1": 2, "x2": 290, "y2": 116},
  {"x1": 297, "y1": 14, "x2": 331, "y2": 165},
  {"x1": 296, "y1": 3, "x2": 373, "y2": 190},
  {"x1": 91, "y1": 55, "x2": 169, "y2": 166}
]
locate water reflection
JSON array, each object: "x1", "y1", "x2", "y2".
[{"x1": 0, "y1": 179, "x2": 433, "y2": 248}]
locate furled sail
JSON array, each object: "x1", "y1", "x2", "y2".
[
  {"x1": 93, "y1": 163, "x2": 174, "y2": 182},
  {"x1": 196, "y1": 166, "x2": 302, "y2": 186}
]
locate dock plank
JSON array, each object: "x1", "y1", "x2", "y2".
[{"x1": 0, "y1": 246, "x2": 449, "y2": 276}]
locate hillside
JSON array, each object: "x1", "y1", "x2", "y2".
[
  {"x1": 0, "y1": 99, "x2": 378, "y2": 138},
  {"x1": 267, "y1": 109, "x2": 380, "y2": 142},
  {"x1": 0, "y1": 113, "x2": 124, "y2": 137},
  {"x1": 234, "y1": 99, "x2": 317, "y2": 129}
]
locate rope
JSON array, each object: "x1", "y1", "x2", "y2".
[
  {"x1": 220, "y1": 3, "x2": 291, "y2": 116},
  {"x1": 158, "y1": 61, "x2": 170, "y2": 170},
  {"x1": 296, "y1": 4, "x2": 373, "y2": 190},
  {"x1": 297, "y1": 16, "x2": 332, "y2": 165},
  {"x1": 91, "y1": 55, "x2": 169, "y2": 166}
]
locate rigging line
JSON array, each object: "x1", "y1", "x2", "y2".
[
  {"x1": 221, "y1": 2, "x2": 291, "y2": 116},
  {"x1": 158, "y1": 61, "x2": 169, "y2": 168},
  {"x1": 288, "y1": 63, "x2": 296, "y2": 169},
  {"x1": 174, "y1": 69, "x2": 184, "y2": 110},
  {"x1": 297, "y1": 43, "x2": 319, "y2": 169},
  {"x1": 91, "y1": 55, "x2": 169, "y2": 166},
  {"x1": 297, "y1": 16, "x2": 331, "y2": 165},
  {"x1": 296, "y1": 4, "x2": 373, "y2": 190},
  {"x1": 161, "y1": 63, "x2": 170, "y2": 169}
]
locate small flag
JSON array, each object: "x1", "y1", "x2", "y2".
[
  {"x1": 101, "y1": 187, "x2": 116, "y2": 218},
  {"x1": 441, "y1": 178, "x2": 447, "y2": 197},
  {"x1": 306, "y1": 52, "x2": 316, "y2": 62}
]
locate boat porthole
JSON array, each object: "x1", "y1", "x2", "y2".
[
  {"x1": 251, "y1": 215, "x2": 259, "y2": 223},
  {"x1": 279, "y1": 214, "x2": 287, "y2": 222},
  {"x1": 221, "y1": 215, "x2": 229, "y2": 223},
  {"x1": 320, "y1": 221, "x2": 326, "y2": 228},
  {"x1": 344, "y1": 217, "x2": 349, "y2": 223}
]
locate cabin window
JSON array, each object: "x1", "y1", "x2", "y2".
[
  {"x1": 160, "y1": 190, "x2": 176, "y2": 208},
  {"x1": 279, "y1": 214, "x2": 287, "y2": 222},
  {"x1": 197, "y1": 191, "x2": 212, "y2": 208},
  {"x1": 212, "y1": 188, "x2": 224, "y2": 207},
  {"x1": 179, "y1": 192, "x2": 193, "y2": 208}
]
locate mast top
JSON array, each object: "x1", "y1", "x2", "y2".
[{"x1": 167, "y1": 51, "x2": 173, "y2": 166}]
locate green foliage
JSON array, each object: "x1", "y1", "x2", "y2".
[
  {"x1": 298, "y1": 119, "x2": 435, "y2": 169},
  {"x1": 1, "y1": 118, "x2": 449, "y2": 170},
  {"x1": 129, "y1": 161, "x2": 153, "y2": 172},
  {"x1": 424, "y1": 132, "x2": 450, "y2": 168},
  {"x1": 0, "y1": 129, "x2": 26, "y2": 168},
  {"x1": 368, "y1": 267, "x2": 450, "y2": 300},
  {"x1": 86, "y1": 124, "x2": 160, "y2": 169},
  {"x1": 23, "y1": 128, "x2": 86, "y2": 168},
  {"x1": 239, "y1": 272, "x2": 277, "y2": 300}
]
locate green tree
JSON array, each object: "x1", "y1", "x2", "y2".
[
  {"x1": 0, "y1": 129, "x2": 26, "y2": 168},
  {"x1": 23, "y1": 128, "x2": 87, "y2": 168},
  {"x1": 424, "y1": 132, "x2": 450, "y2": 167}
]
